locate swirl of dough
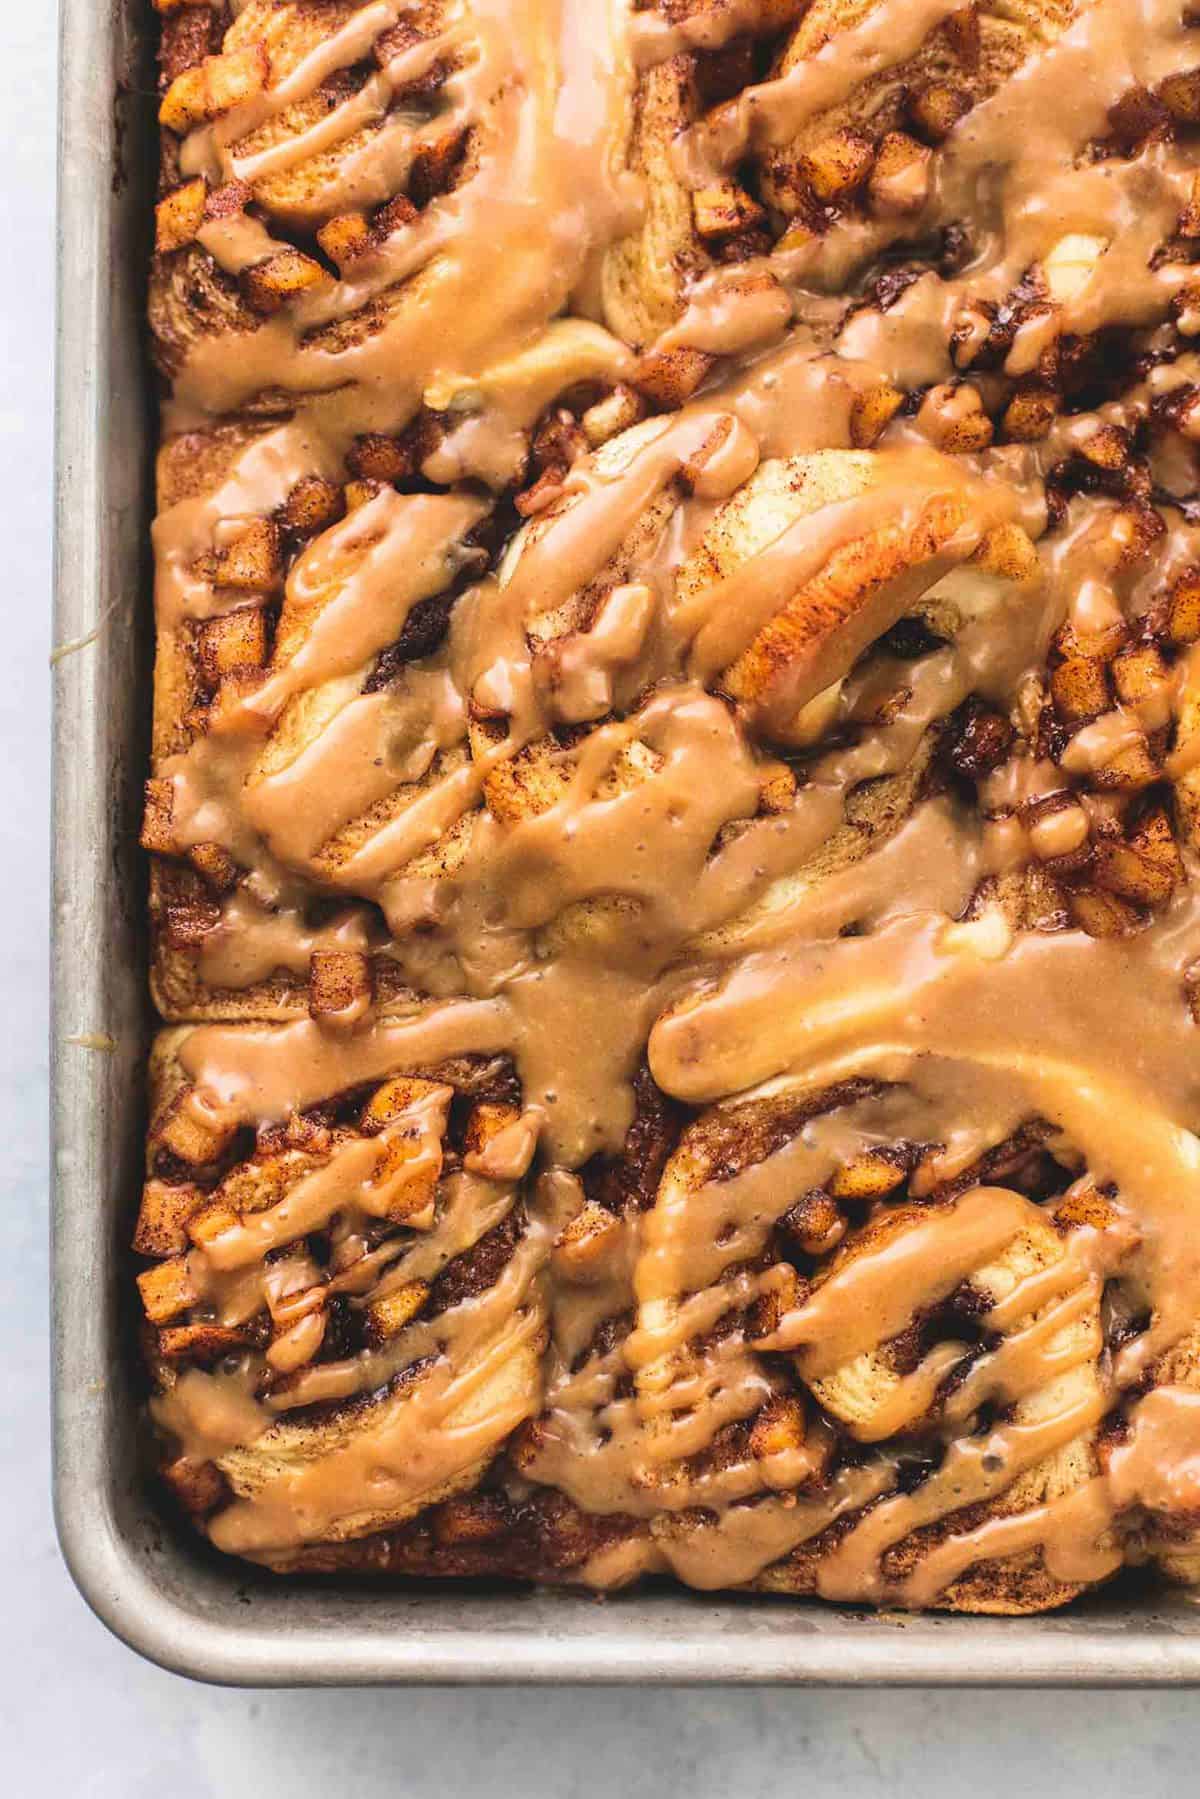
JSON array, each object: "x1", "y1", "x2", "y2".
[
  {"x1": 630, "y1": 905, "x2": 1200, "y2": 1604},
  {"x1": 138, "y1": 1020, "x2": 548, "y2": 1559}
]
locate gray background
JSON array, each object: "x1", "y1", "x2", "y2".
[{"x1": 13, "y1": 5, "x2": 1200, "y2": 1790}]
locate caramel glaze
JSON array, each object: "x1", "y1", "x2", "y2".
[{"x1": 139, "y1": 0, "x2": 1200, "y2": 1607}]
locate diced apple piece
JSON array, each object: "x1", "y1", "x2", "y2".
[
  {"x1": 155, "y1": 178, "x2": 207, "y2": 253},
  {"x1": 908, "y1": 83, "x2": 971, "y2": 143},
  {"x1": 364, "y1": 1279, "x2": 431, "y2": 1345},
  {"x1": 757, "y1": 759, "x2": 797, "y2": 815},
  {"x1": 344, "y1": 478, "x2": 385, "y2": 511},
  {"x1": 187, "y1": 841, "x2": 238, "y2": 894},
  {"x1": 1158, "y1": 67, "x2": 1200, "y2": 122},
  {"x1": 213, "y1": 518, "x2": 282, "y2": 592},
  {"x1": 867, "y1": 132, "x2": 931, "y2": 216},
  {"x1": 373, "y1": 193, "x2": 420, "y2": 237},
  {"x1": 316, "y1": 211, "x2": 372, "y2": 269},
  {"x1": 160, "y1": 42, "x2": 269, "y2": 134},
  {"x1": 632, "y1": 346, "x2": 714, "y2": 411},
  {"x1": 1094, "y1": 808, "x2": 1182, "y2": 906},
  {"x1": 461, "y1": 1101, "x2": 521, "y2": 1161},
  {"x1": 1169, "y1": 567, "x2": 1200, "y2": 644},
  {"x1": 850, "y1": 379, "x2": 904, "y2": 448},
  {"x1": 279, "y1": 476, "x2": 344, "y2": 538},
  {"x1": 240, "y1": 249, "x2": 331, "y2": 316},
  {"x1": 1113, "y1": 642, "x2": 1169, "y2": 709},
  {"x1": 1002, "y1": 386, "x2": 1059, "y2": 442},
  {"x1": 137, "y1": 1255, "x2": 198, "y2": 1325},
  {"x1": 346, "y1": 433, "x2": 415, "y2": 484},
  {"x1": 160, "y1": 1454, "x2": 228, "y2": 1516},
  {"x1": 360, "y1": 1074, "x2": 443, "y2": 1132},
  {"x1": 552, "y1": 1202, "x2": 621, "y2": 1282},
  {"x1": 829, "y1": 1149, "x2": 909, "y2": 1202},
  {"x1": 749, "y1": 1395, "x2": 807, "y2": 1460},
  {"x1": 1090, "y1": 737, "x2": 1160, "y2": 790},
  {"x1": 1067, "y1": 886, "x2": 1144, "y2": 937},
  {"x1": 780, "y1": 1189, "x2": 845, "y2": 1255},
  {"x1": 133, "y1": 1180, "x2": 203, "y2": 1257},
  {"x1": 308, "y1": 950, "x2": 373, "y2": 1024},
  {"x1": 693, "y1": 179, "x2": 767, "y2": 242},
  {"x1": 159, "y1": 1098, "x2": 235, "y2": 1167},
  {"x1": 158, "y1": 1321, "x2": 251, "y2": 1362},
  {"x1": 407, "y1": 126, "x2": 468, "y2": 207},
  {"x1": 1051, "y1": 655, "x2": 1110, "y2": 721},
  {"x1": 197, "y1": 604, "x2": 267, "y2": 684},
  {"x1": 802, "y1": 129, "x2": 874, "y2": 203},
  {"x1": 186, "y1": 1200, "x2": 241, "y2": 1249},
  {"x1": 748, "y1": 1263, "x2": 802, "y2": 1341}
]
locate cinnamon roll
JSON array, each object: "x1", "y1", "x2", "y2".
[{"x1": 139, "y1": 1018, "x2": 546, "y2": 1557}]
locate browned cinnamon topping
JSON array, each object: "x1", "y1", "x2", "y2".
[{"x1": 136, "y1": 0, "x2": 1200, "y2": 1612}]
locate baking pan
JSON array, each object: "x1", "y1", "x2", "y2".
[{"x1": 48, "y1": 0, "x2": 1200, "y2": 1686}]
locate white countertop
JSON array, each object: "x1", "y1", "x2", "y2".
[{"x1": 10, "y1": 6, "x2": 1200, "y2": 1788}]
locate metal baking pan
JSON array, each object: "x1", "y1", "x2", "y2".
[{"x1": 49, "y1": 0, "x2": 1200, "y2": 1686}]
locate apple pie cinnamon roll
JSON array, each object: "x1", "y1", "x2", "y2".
[
  {"x1": 139, "y1": 1016, "x2": 546, "y2": 1557},
  {"x1": 135, "y1": 0, "x2": 1200, "y2": 1611},
  {"x1": 143, "y1": 415, "x2": 500, "y2": 1018},
  {"x1": 151, "y1": 0, "x2": 636, "y2": 479}
]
